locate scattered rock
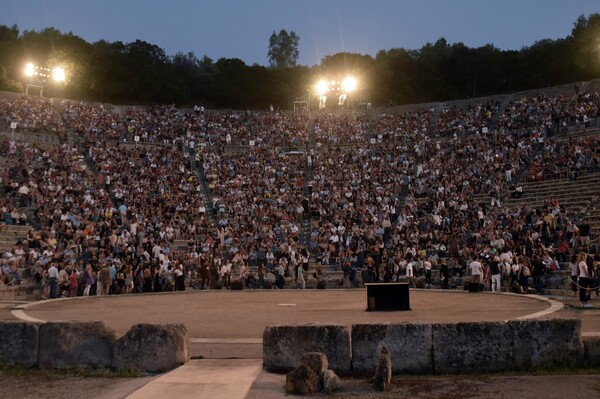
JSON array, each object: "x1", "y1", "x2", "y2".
[
  {"x1": 285, "y1": 363, "x2": 320, "y2": 394},
  {"x1": 373, "y1": 346, "x2": 392, "y2": 391},
  {"x1": 299, "y1": 352, "x2": 328, "y2": 376},
  {"x1": 323, "y1": 369, "x2": 343, "y2": 394}
]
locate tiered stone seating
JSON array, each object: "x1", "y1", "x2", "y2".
[
  {"x1": 0, "y1": 224, "x2": 31, "y2": 252},
  {"x1": 502, "y1": 173, "x2": 600, "y2": 223}
]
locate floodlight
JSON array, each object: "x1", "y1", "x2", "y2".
[
  {"x1": 316, "y1": 80, "x2": 329, "y2": 96},
  {"x1": 52, "y1": 67, "x2": 65, "y2": 82},
  {"x1": 25, "y1": 63, "x2": 35, "y2": 77},
  {"x1": 342, "y1": 76, "x2": 357, "y2": 92}
]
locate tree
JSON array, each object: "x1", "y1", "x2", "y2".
[{"x1": 268, "y1": 29, "x2": 299, "y2": 68}]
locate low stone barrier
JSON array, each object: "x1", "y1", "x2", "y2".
[
  {"x1": 0, "y1": 321, "x2": 39, "y2": 367},
  {"x1": 509, "y1": 319, "x2": 583, "y2": 369},
  {"x1": 263, "y1": 324, "x2": 351, "y2": 373},
  {"x1": 583, "y1": 337, "x2": 600, "y2": 367},
  {"x1": 113, "y1": 323, "x2": 189, "y2": 372},
  {"x1": 432, "y1": 321, "x2": 513, "y2": 374},
  {"x1": 38, "y1": 321, "x2": 115, "y2": 369},
  {"x1": 0, "y1": 320, "x2": 189, "y2": 372},
  {"x1": 352, "y1": 323, "x2": 432, "y2": 374},
  {"x1": 264, "y1": 318, "x2": 590, "y2": 374}
]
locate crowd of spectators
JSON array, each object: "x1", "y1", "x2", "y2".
[{"x1": 0, "y1": 87, "x2": 599, "y2": 298}]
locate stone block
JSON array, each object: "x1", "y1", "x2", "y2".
[
  {"x1": 39, "y1": 321, "x2": 115, "y2": 369},
  {"x1": 263, "y1": 324, "x2": 351, "y2": 373},
  {"x1": 583, "y1": 338, "x2": 600, "y2": 368},
  {"x1": 351, "y1": 323, "x2": 432, "y2": 374},
  {"x1": 432, "y1": 321, "x2": 512, "y2": 374},
  {"x1": 113, "y1": 323, "x2": 189, "y2": 373},
  {"x1": 509, "y1": 318, "x2": 583, "y2": 369},
  {"x1": 0, "y1": 321, "x2": 39, "y2": 367}
]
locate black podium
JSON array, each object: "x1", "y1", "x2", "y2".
[{"x1": 365, "y1": 283, "x2": 411, "y2": 311}]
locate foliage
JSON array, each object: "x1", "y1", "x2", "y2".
[
  {"x1": 0, "y1": 14, "x2": 599, "y2": 108},
  {"x1": 268, "y1": 29, "x2": 300, "y2": 68}
]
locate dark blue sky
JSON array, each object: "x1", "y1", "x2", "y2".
[{"x1": 1, "y1": 0, "x2": 598, "y2": 66}]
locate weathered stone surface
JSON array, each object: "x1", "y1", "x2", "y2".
[
  {"x1": 450, "y1": 276, "x2": 461, "y2": 287},
  {"x1": 0, "y1": 321, "x2": 39, "y2": 367},
  {"x1": 583, "y1": 338, "x2": 600, "y2": 368},
  {"x1": 352, "y1": 323, "x2": 432, "y2": 373},
  {"x1": 323, "y1": 369, "x2": 343, "y2": 394},
  {"x1": 263, "y1": 324, "x2": 351, "y2": 373},
  {"x1": 299, "y1": 352, "x2": 328, "y2": 377},
  {"x1": 113, "y1": 323, "x2": 189, "y2": 372},
  {"x1": 373, "y1": 347, "x2": 392, "y2": 392},
  {"x1": 39, "y1": 321, "x2": 115, "y2": 369},
  {"x1": 545, "y1": 277, "x2": 563, "y2": 289},
  {"x1": 509, "y1": 318, "x2": 583, "y2": 369},
  {"x1": 285, "y1": 364, "x2": 320, "y2": 394},
  {"x1": 432, "y1": 321, "x2": 512, "y2": 374}
]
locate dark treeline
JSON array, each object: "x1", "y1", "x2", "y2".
[{"x1": 0, "y1": 14, "x2": 599, "y2": 109}]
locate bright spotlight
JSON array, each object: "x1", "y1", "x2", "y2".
[
  {"x1": 316, "y1": 80, "x2": 329, "y2": 96},
  {"x1": 52, "y1": 67, "x2": 65, "y2": 82},
  {"x1": 342, "y1": 76, "x2": 357, "y2": 92},
  {"x1": 25, "y1": 63, "x2": 35, "y2": 77}
]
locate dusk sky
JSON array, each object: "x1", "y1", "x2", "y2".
[{"x1": 1, "y1": 0, "x2": 598, "y2": 66}]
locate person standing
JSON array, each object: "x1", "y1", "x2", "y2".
[
  {"x1": 83, "y1": 264, "x2": 94, "y2": 296},
  {"x1": 405, "y1": 258, "x2": 414, "y2": 287},
  {"x1": 578, "y1": 219, "x2": 591, "y2": 251},
  {"x1": 531, "y1": 254, "x2": 546, "y2": 295},
  {"x1": 296, "y1": 264, "x2": 305, "y2": 289},
  {"x1": 489, "y1": 256, "x2": 501, "y2": 293},
  {"x1": 469, "y1": 256, "x2": 483, "y2": 288},
  {"x1": 220, "y1": 262, "x2": 232, "y2": 289},
  {"x1": 98, "y1": 263, "x2": 112, "y2": 295},
  {"x1": 518, "y1": 257, "x2": 531, "y2": 294},
  {"x1": 424, "y1": 258, "x2": 432, "y2": 287},
  {"x1": 569, "y1": 254, "x2": 579, "y2": 298},
  {"x1": 239, "y1": 262, "x2": 247, "y2": 288},
  {"x1": 175, "y1": 264, "x2": 185, "y2": 291},
  {"x1": 68, "y1": 268, "x2": 78, "y2": 297},
  {"x1": 440, "y1": 260, "x2": 449, "y2": 289},
  {"x1": 501, "y1": 258, "x2": 512, "y2": 292},
  {"x1": 57, "y1": 264, "x2": 69, "y2": 297},
  {"x1": 47, "y1": 262, "x2": 59, "y2": 299},
  {"x1": 578, "y1": 252, "x2": 593, "y2": 308}
]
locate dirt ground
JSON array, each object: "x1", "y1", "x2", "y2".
[
  {"x1": 2, "y1": 367, "x2": 599, "y2": 399},
  {"x1": 2, "y1": 289, "x2": 600, "y2": 398},
  {"x1": 246, "y1": 371, "x2": 600, "y2": 399}
]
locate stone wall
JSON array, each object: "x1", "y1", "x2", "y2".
[
  {"x1": 263, "y1": 324, "x2": 351, "y2": 373},
  {"x1": 0, "y1": 320, "x2": 189, "y2": 372},
  {"x1": 0, "y1": 321, "x2": 39, "y2": 367},
  {"x1": 264, "y1": 319, "x2": 595, "y2": 375},
  {"x1": 352, "y1": 323, "x2": 432, "y2": 374}
]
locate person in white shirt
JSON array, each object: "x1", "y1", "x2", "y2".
[
  {"x1": 469, "y1": 256, "x2": 483, "y2": 285},
  {"x1": 405, "y1": 260, "x2": 414, "y2": 287},
  {"x1": 577, "y1": 253, "x2": 592, "y2": 308}
]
